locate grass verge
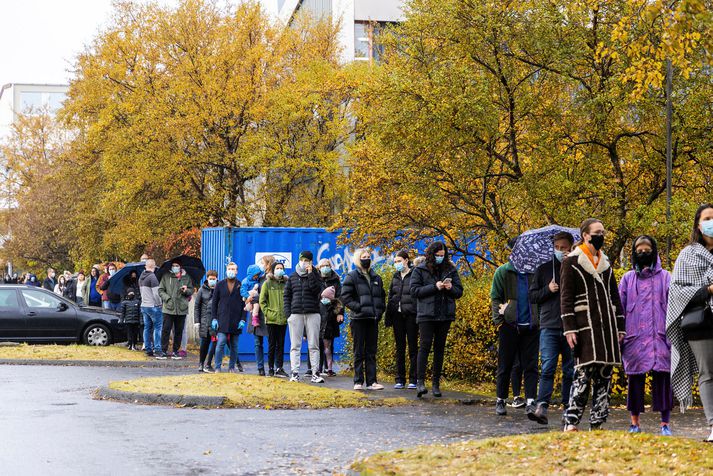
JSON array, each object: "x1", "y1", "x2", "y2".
[
  {"x1": 0, "y1": 344, "x2": 147, "y2": 361},
  {"x1": 108, "y1": 373, "x2": 410, "y2": 409},
  {"x1": 351, "y1": 431, "x2": 713, "y2": 475}
]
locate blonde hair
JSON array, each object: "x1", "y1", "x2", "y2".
[{"x1": 353, "y1": 248, "x2": 370, "y2": 271}]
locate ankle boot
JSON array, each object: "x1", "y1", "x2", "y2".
[
  {"x1": 432, "y1": 379, "x2": 442, "y2": 398},
  {"x1": 417, "y1": 380, "x2": 428, "y2": 398}
]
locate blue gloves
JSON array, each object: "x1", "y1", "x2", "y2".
[
  {"x1": 211, "y1": 319, "x2": 218, "y2": 331},
  {"x1": 238, "y1": 320, "x2": 246, "y2": 331}
]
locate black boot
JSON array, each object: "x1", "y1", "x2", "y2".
[
  {"x1": 417, "y1": 380, "x2": 428, "y2": 398},
  {"x1": 432, "y1": 379, "x2": 442, "y2": 398}
]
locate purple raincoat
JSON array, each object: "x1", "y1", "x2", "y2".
[{"x1": 619, "y1": 257, "x2": 671, "y2": 375}]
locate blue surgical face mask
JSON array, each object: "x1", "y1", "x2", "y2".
[
  {"x1": 258, "y1": 263, "x2": 266, "y2": 272},
  {"x1": 108, "y1": 270, "x2": 116, "y2": 277},
  {"x1": 321, "y1": 298, "x2": 331, "y2": 305},
  {"x1": 702, "y1": 220, "x2": 713, "y2": 238},
  {"x1": 208, "y1": 279, "x2": 217, "y2": 287},
  {"x1": 171, "y1": 266, "x2": 180, "y2": 275},
  {"x1": 274, "y1": 269, "x2": 285, "y2": 278},
  {"x1": 395, "y1": 262, "x2": 404, "y2": 272},
  {"x1": 226, "y1": 270, "x2": 237, "y2": 279},
  {"x1": 554, "y1": 250, "x2": 565, "y2": 262},
  {"x1": 320, "y1": 266, "x2": 331, "y2": 276},
  {"x1": 435, "y1": 256, "x2": 445, "y2": 265}
]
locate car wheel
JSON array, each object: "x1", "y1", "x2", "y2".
[{"x1": 83, "y1": 323, "x2": 111, "y2": 346}]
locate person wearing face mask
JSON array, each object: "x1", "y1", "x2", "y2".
[
  {"x1": 88, "y1": 267, "x2": 103, "y2": 307},
  {"x1": 212, "y1": 262, "x2": 246, "y2": 372},
  {"x1": 618, "y1": 235, "x2": 673, "y2": 435},
  {"x1": 71, "y1": 271, "x2": 90, "y2": 306},
  {"x1": 561, "y1": 218, "x2": 625, "y2": 432},
  {"x1": 139, "y1": 259, "x2": 163, "y2": 358},
  {"x1": 412, "y1": 242, "x2": 464, "y2": 398},
  {"x1": 260, "y1": 262, "x2": 289, "y2": 378},
  {"x1": 195, "y1": 270, "x2": 219, "y2": 373},
  {"x1": 98, "y1": 263, "x2": 122, "y2": 311},
  {"x1": 158, "y1": 261, "x2": 194, "y2": 360},
  {"x1": 43, "y1": 267, "x2": 56, "y2": 292},
  {"x1": 528, "y1": 232, "x2": 575, "y2": 425},
  {"x1": 318, "y1": 258, "x2": 342, "y2": 376},
  {"x1": 386, "y1": 250, "x2": 418, "y2": 390},
  {"x1": 54, "y1": 275, "x2": 67, "y2": 296},
  {"x1": 342, "y1": 249, "x2": 386, "y2": 390},
  {"x1": 285, "y1": 251, "x2": 325, "y2": 383},
  {"x1": 667, "y1": 204, "x2": 713, "y2": 442}
]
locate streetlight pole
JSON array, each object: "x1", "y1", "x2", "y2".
[{"x1": 666, "y1": 58, "x2": 673, "y2": 268}]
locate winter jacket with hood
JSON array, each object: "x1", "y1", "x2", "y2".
[
  {"x1": 411, "y1": 261, "x2": 463, "y2": 323},
  {"x1": 341, "y1": 259, "x2": 386, "y2": 321},
  {"x1": 194, "y1": 281, "x2": 215, "y2": 339},
  {"x1": 490, "y1": 261, "x2": 538, "y2": 327},
  {"x1": 284, "y1": 266, "x2": 323, "y2": 316},
  {"x1": 619, "y1": 250, "x2": 671, "y2": 375},
  {"x1": 139, "y1": 270, "x2": 162, "y2": 308},
  {"x1": 260, "y1": 272, "x2": 288, "y2": 325},
  {"x1": 158, "y1": 272, "x2": 194, "y2": 315},
  {"x1": 120, "y1": 296, "x2": 142, "y2": 324},
  {"x1": 529, "y1": 257, "x2": 564, "y2": 330},
  {"x1": 386, "y1": 267, "x2": 416, "y2": 326}
]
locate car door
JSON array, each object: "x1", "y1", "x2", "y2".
[
  {"x1": 20, "y1": 288, "x2": 79, "y2": 341},
  {"x1": 0, "y1": 288, "x2": 26, "y2": 339}
]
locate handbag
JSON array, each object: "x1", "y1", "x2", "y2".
[{"x1": 681, "y1": 305, "x2": 712, "y2": 331}]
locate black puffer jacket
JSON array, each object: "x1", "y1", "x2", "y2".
[
  {"x1": 120, "y1": 297, "x2": 142, "y2": 324},
  {"x1": 341, "y1": 268, "x2": 386, "y2": 320},
  {"x1": 386, "y1": 269, "x2": 415, "y2": 326},
  {"x1": 194, "y1": 282, "x2": 214, "y2": 339},
  {"x1": 410, "y1": 263, "x2": 463, "y2": 323},
  {"x1": 284, "y1": 269, "x2": 323, "y2": 316}
]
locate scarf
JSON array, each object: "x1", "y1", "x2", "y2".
[{"x1": 666, "y1": 243, "x2": 713, "y2": 411}]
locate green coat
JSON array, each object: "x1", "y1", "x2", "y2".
[
  {"x1": 259, "y1": 274, "x2": 287, "y2": 325},
  {"x1": 490, "y1": 262, "x2": 539, "y2": 327},
  {"x1": 158, "y1": 273, "x2": 194, "y2": 315}
]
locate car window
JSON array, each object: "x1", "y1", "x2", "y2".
[
  {"x1": 21, "y1": 289, "x2": 62, "y2": 309},
  {"x1": 0, "y1": 289, "x2": 19, "y2": 308}
]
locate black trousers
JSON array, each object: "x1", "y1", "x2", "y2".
[
  {"x1": 267, "y1": 324, "x2": 287, "y2": 370},
  {"x1": 417, "y1": 320, "x2": 451, "y2": 383},
  {"x1": 496, "y1": 324, "x2": 539, "y2": 400},
  {"x1": 351, "y1": 319, "x2": 378, "y2": 385},
  {"x1": 393, "y1": 312, "x2": 419, "y2": 385},
  {"x1": 199, "y1": 336, "x2": 216, "y2": 366},
  {"x1": 512, "y1": 354, "x2": 522, "y2": 396},
  {"x1": 126, "y1": 323, "x2": 139, "y2": 347},
  {"x1": 161, "y1": 313, "x2": 186, "y2": 354}
]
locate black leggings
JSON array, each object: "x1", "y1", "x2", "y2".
[
  {"x1": 199, "y1": 336, "x2": 216, "y2": 366},
  {"x1": 126, "y1": 323, "x2": 139, "y2": 347},
  {"x1": 417, "y1": 321, "x2": 451, "y2": 383},
  {"x1": 267, "y1": 324, "x2": 287, "y2": 370}
]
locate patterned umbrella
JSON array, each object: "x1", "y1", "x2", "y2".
[{"x1": 509, "y1": 225, "x2": 581, "y2": 274}]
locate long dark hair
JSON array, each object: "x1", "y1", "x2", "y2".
[
  {"x1": 631, "y1": 235, "x2": 658, "y2": 270},
  {"x1": 690, "y1": 203, "x2": 713, "y2": 246},
  {"x1": 575, "y1": 218, "x2": 603, "y2": 246},
  {"x1": 425, "y1": 241, "x2": 449, "y2": 273}
]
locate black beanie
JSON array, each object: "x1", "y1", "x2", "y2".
[{"x1": 299, "y1": 251, "x2": 313, "y2": 262}]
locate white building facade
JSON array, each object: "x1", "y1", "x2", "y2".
[
  {"x1": 260, "y1": 0, "x2": 405, "y2": 63},
  {"x1": 0, "y1": 83, "x2": 68, "y2": 140}
]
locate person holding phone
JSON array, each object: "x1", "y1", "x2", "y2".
[
  {"x1": 158, "y1": 261, "x2": 194, "y2": 360},
  {"x1": 411, "y1": 242, "x2": 463, "y2": 398},
  {"x1": 561, "y1": 219, "x2": 625, "y2": 432}
]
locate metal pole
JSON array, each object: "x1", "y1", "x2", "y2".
[{"x1": 666, "y1": 59, "x2": 673, "y2": 268}]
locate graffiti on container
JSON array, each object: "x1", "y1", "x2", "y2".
[{"x1": 316, "y1": 243, "x2": 393, "y2": 274}]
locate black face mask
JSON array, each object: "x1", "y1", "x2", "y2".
[
  {"x1": 589, "y1": 234, "x2": 605, "y2": 251},
  {"x1": 360, "y1": 258, "x2": 372, "y2": 269},
  {"x1": 636, "y1": 251, "x2": 654, "y2": 268}
]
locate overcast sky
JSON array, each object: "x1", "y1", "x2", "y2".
[{"x1": 0, "y1": 0, "x2": 188, "y2": 86}]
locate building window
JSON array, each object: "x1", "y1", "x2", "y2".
[
  {"x1": 20, "y1": 92, "x2": 42, "y2": 112},
  {"x1": 47, "y1": 93, "x2": 67, "y2": 113},
  {"x1": 354, "y1": 21, "x2": 391, "y2": 62}
]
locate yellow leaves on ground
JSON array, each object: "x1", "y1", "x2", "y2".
[
  {"x1": 0, "y1": 344, "x2": 148, "y2": 362},
  {"x1": 109, "y1": 372, "x2": 409, "y2": 409}
]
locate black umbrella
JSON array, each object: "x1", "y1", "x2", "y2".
[
  {"x1": 107, "y1": 262, "x2": 145, "y2": 296},
  {"x1": 155, "y1": 255, "x2": 206, "y2": 287}
]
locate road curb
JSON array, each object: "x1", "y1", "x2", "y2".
[
  {"x1": 0, "y1": 359, "x2": 195, "y2": 368},
  {"x1": 95, "y1": 386, "x2": 225, "y2": 407}
]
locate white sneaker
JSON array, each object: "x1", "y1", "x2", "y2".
[
  {"x1": 311, "y1": 374, "x2": 325, "y2": 384},
  {"x1": 353, "y1": 383, "x2": 364, "y2": 390},
  {"x1": 290, "y1": 372, "x2": 300, "y2": 382},
  {"x1": 706, "y1": 427, "x2": 713, "y2": 442},
  {"x1": 367, "y1": 383, "x2": 384, "y2": 390},
  {"x1": 563, "y1": 424, "x2": 578, "y2": 432}
]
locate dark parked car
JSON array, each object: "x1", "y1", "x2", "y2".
[{"x1": 0, "y1": 285, "x2": 124, "y2": 346}]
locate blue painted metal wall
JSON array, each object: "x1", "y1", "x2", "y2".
[{"x1": 201, "y1": 227, "x2": 482, "y2": 360}]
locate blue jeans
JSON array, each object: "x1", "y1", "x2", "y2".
[
  {"x1": 215, "y1": 333, "x2": 239, "y2": 370},
  {"x1": 537, "y1": 328, "x2": 574, "y2": 406},
  {"x1": 254, "y1": 335, "x2": 265, "y2": 371},
  {"x1": 107, "y1": 301, "x2": 121, "y2": 312},
  {"x1": 141, "y1": 306, "x2": 163, "y2": 353}
]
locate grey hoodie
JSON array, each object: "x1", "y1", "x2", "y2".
[{"x1": 139, "y1": 270, "x2": 162, "y2": 308}]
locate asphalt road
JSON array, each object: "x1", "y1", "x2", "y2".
[{"x1": 0, "y1": 364, "x2": 709, "y2": 475}]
